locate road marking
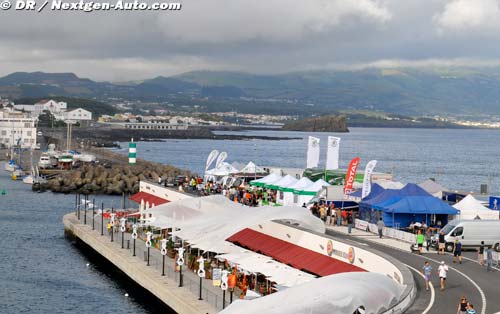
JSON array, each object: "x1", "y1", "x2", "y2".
[{"x1": 404, "y1": 264, "x2": 434, "y2": 314}]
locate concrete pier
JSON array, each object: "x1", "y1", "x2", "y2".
[{"x1": 63, "y1": 213, "x2": 219, "y2": 314}]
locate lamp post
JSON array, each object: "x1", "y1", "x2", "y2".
[
  {"x1": 92, "y1": 198, "x2": 95, "y2": 230},
  {"x1": 176, "y1": 247, "x2": 185, "y2": 287},
  {"x1": 120, "y1": 217, "x2": 126, "y2": 249},
  {"x1": 160, "y1": 238, "x2": 167, "y2": 276},
  {"x1": 221, "y1": 270, "x2": 228, "y2": 309},
  {"x1": 100, "y1": 202, "x2": 104, "y2": 236},
  {"x1": 75, "y1": 194, "x2": 78, "y2": 216},
  {"x1": 197, "y1": 256, "x2": 206, "y2": 301},
  {"x1": 77, "y1": 194, "x2": 81, "y2": 220},
  {"x1": 145, "y1": 231, "x2": 152, "y2": 266},
  {"x1": 131, "y1": 224, "x2": 138, "y2": 256},
  {"x1": 110, "y1": 213, "x2": 116, "y2": 242},
  {"x1": 84, "y1": 194, "x2": 87, "y2": 225}
]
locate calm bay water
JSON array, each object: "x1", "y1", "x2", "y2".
[
  {"x1": 1, "y1": 127, "x2": 499, "y2": 314},
  {"x1": 0, "y1": 171, "x2": 161, "y2": 314},
  {"x1": 118, "y1": 128, "x2": 500, "y2": 195}
]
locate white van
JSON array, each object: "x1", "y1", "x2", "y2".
[{"x1": 437, "y1": 219, "x2": 500, "y2": 252}]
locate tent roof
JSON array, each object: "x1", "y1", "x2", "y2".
[
  {"x1": 267, "y1": 174, "x2": 298, "y2": 190},
  {"x1": 419, "y1": 179, "x2": 448, "y2": 195},
  {"x1": 219, "y1": 272, "x2": 404, "y2": 314},
  {"x1": 288, "y1": 177, "x2": 314, "y2": 193},
  {"x1": 373, "y1": 195, "x2": 458, "y2": 215},
  {"x1": 239, "y1": 161, "x2": 266, "y2": 174},
  {"x1": 360, "y1": 183, "x2": 431, "y2": 207},
  {"x1": 453, "y1": 195, "x2": 499, "y2": 220},
  {"x1": 206, "y1": 162, "x2": 240, "y2": 176},
  {"x1": 348, "y1": 183, "x2": 385, "y2": 199},
  {"x1": 294, "y1": 179, "x2": 330, "y2": 195},
  {"x1": 250, "y1": 173, "x2": 282, "y2": 186}
]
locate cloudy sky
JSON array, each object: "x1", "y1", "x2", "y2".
[{"x1": 1, "y1": 0, "x2": 500, "y2": 81}]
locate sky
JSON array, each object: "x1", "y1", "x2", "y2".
[{"x1": 1, "y1": 0, "x2": 500, "y2": 81}]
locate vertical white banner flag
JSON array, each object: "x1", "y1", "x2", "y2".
[
  {"x1": 205, "y1": 150, "x2": 219, "y2": 170},
  {"x1": 215, "y1": 151, "x2": 228, "y2": 169},
  {"x1": 361, "y1": 160, "x2": 378, "y2": 199},
  {"x1": 306, "y1": 136, "x2": 320, "y2": 169},
  {"x1": 325, "y1": 136, "x2": 341, "y2": 170}
]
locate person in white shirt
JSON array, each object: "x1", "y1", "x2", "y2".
[{"x1": 438, "y1": 261, "x2": 449, "y2": 291}]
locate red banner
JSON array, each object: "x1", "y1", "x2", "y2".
[{"x1": 344, "y1": 157, "x2": 360, "y2": 194}]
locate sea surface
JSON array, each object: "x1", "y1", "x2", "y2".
[
  {"x1": 1, "y1": 127, "x2": 499, "y2": 314},
  {"x1": 117, "y1": 128, "x2": 500, "y2": 195},
  {"x1": 0, "y1": 170, "x2": 161, "y2": 314}
]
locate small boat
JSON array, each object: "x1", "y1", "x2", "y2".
[
  {"x1": 11, "y1": 167, "x2": 25, "y2": 181},
  {"x1": 23, "y1": 167, "x2": 47, "y2": 185},
  {"x1": 38, "y1": 153, "x2": 52, "y2": 169},
  {"x1": 4, "y1": 160, "x2": 17, "y2": 172},
  {"x1": 72, "y1": 152, "x2": 96, "y2": 163}
]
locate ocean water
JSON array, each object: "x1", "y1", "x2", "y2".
[
  {"x1": 117, "y1": 128, "x2": 500, "y2": 195},
  {"x1": 0, "y1": 170, "x2": 163, "y2": 314}
]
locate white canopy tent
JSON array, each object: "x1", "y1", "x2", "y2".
[
  {"x1": 205, "y1": 162, "x2": 240, "y2": 182},
  {"x1": 249, "y1": 173, "x2": 282, "y2": 187},
  {"x1": 453, "y1": 194, "x2": 499, "y2": 220},
  {"x1": 220, "y1": 272, "x2": 404, "y2": 314},
  {"x1": 143, "y1": 195, "x2": 325, "y2": 253},
  {"x1": 272, "y1": 175, "x2": 299, "y2": 205},
  {"x1": 294, "y1": 179, "x2": 330, "y2": 206},
  {"x1": 283, "y1": 177, "x2": 313, "y2": 206},
  {"x1": 239, "y1": 161, "x2": 266, "y2": 174}
]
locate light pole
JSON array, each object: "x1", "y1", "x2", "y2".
[
  {"x1": 110, "y1": 213, "x2": 116, "y2": 242},
  {"x1": 120, "y1": 217, "x2": 126, "y2": 249},
  {"x1": 145, "y1": 231, "x2": 152, "y2": 266},
  {"x1": 100, "y1": 202, "x2": 104, "y2": 236},
  {"x1": 160, "y1": 238, "x2": 167, "y2": 276},
  {"x1": 92, "y1": 198, "x2": 95, "y2": 230},
  {"x1": 77, "y1": 194, "x2": 81, "y2": 220},
  {"x1": 131, "y1": 224, "x2": 138, "y2": 256},
  {"x1": 176, "y1": 247, "x2": 185, "y2": 287},
  {"x1": 197, "y1": 256, "x2": 206, "y2": 301},
  {"x1": 221, "y1": 270, "x2": 228, "y2": 309},
  {"x1": 84, "y1": 194, "x2": 87, "y2": 225}
]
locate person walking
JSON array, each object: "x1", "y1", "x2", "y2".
[
  {"x1": 425, "y1": 229, "x2": 432, "y2": 252},
  {"x1": 438, "y1": 231, "x2": 446, "y2": 255},
  {"x1": 325, "y1": 206, "x2": 331, "y2": 225},
  {"x1": 421, "y1": 261, "x2": 432, "y2": 291},
  {"x1": 347, "y1": 213, "x2": 353, "y2": 234},
  {"x1": 336, "y1": 209, "x2": 342, "y2": 226},
  {"x1": 438, "y1": 261, "x2": 448, "y2": 291},
  {"x1": 377, "y1": 218, "x2": 385, "y2": 239},
  {"x1": 457, "y1": 296, "x2": 468, "y2": 314},
  {"x1": 453, "y1": 239, "x2": 463, "y2": 264},
  {"x1": 478, "y1": 241, "x2": 485, "y2": 266},
  {"x1": 417, "y1": 230, "x2": 425, "y2": 255},
  {"x1": 486, "y1": 246, "x2": 494, "y2": 272}
]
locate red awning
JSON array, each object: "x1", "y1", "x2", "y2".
[
  {"x1": 227, "y1": 228, "x2": 365, "y2": 277},
  {"x1": 129, "y1": 191, "x2": 169, "y2": 206}
]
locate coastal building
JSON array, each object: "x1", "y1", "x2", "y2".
[
  {"x1": 0, "y1": 110, "x2": 37, "y2": 149},
  {"x1": 124, "y1": 121, "x2": 188, "y2": 130},
  {"x1": 64, "y1": 108, "x2": 92, "y2": 122}
]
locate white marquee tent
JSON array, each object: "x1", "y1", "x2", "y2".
[
  {"x1": 283, "y1": 177, "x2": 313, "y2": 206},
  {"x1": 453, "y1": 194, "x2": 499, "y2": 220},
  {"x1": 294, "y1": 179, "x2": 330, "y2": 206},
  {"x1": 249, "y1": 173, "x2": 282, "y2": 187},
  {"x1": 239, "y1": 161, "x2": 266, "y2": 174}
]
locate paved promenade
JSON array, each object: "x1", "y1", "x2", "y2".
[{"x1": 63, "y1": 212, "x2": 222, "y2": 314}]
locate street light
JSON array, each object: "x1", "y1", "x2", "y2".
[
  {"x1": 160, "y1": 238, "x2": 167, "y2": 276},
  {"x1": 100, "y1": 202, "x2": 104, "y2": 236},
  {"x1": 84, "y1": 194, "x2": 87, "y2": 225},
  {"x1": 120, "y1": 217, "x2": 127, "y2": 249},
  {"x1": 92, "y1": 198, "x2": 95, "y2": 230},
  {"x1": 145, "y1": 231, "x2": 152, "y2": 266},
  {"x1": 110, "y1": 213, "x2": 116, "y2": 242},
  {"x1": 197, "y1": 256, "x2": 206, "y2": 300},
  {"x1": 131, "y1": 224, "x2": 138, "y2": 256},
  {"x1": 221, "y1": 270, "x2": 228, "y2": 309},
  {"x1": 176, "y1": 247, "x2": 185, "y2": 287}
]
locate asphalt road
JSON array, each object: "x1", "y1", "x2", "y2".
[{"x1": 326, "y1": 229, "x2": 500, "y2": 314}]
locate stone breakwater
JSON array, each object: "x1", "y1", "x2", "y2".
[{"x1": 37, "y1": 153, "x2": 192, "y2": 195}]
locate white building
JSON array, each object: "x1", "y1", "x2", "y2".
[
  {"x1": 64, "y1": 108, "x2": 92, "y2": 121},
  {"x1": 0, "y1": 111, "x2": 37, "y2": 149}
]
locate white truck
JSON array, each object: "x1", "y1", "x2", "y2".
[{"x1": 434, "y1": 219, "x2": 500, "y2": 252}]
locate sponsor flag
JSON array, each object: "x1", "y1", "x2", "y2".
[
  {"x1": 325, "y1": 136, "x2": 341, "y2": 170},
  {"x1": 215, "y1": 151, "x2": 228, "y2": 169},
  {"x1": 344, "y1": 157, "x2": 360, "y2": 195},
  {"x1": 361, "y1": 160, "x2": 378, "y2": 199},
  {"x1": 205, "y1": 150, "x2": 219, "y2": 170},
  {"x1": 306, "y1": 136, "x2": 320, "y2": 169}
]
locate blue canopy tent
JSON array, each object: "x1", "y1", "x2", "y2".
[
  {"x1": 348, "y1": 183, "x2": 386, "y2": 199},
  {"x1": 359, "y1": 183, "x2": 430, "y2": 223},
  {"x1": 372, "y1": 195, "x2": 459, "y2": 228}
]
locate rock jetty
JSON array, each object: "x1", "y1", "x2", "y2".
[{"x1": 36, "y1": 163, "x2": 191, "y2": 195}]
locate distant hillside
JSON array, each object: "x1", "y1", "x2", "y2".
[
  {"x1": 4, "y1": 68, "x2": 500, "y2": 116},
  {"x1": 283, "y1": 115, "x2": 349, "y2": 132},
  {"x1": 14, "y1": 97, "x2": 117, "y2": 116}
]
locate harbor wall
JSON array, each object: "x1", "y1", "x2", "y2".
[{"x1": 63, "y1": 213, "x2": 218, "y2": 314}]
